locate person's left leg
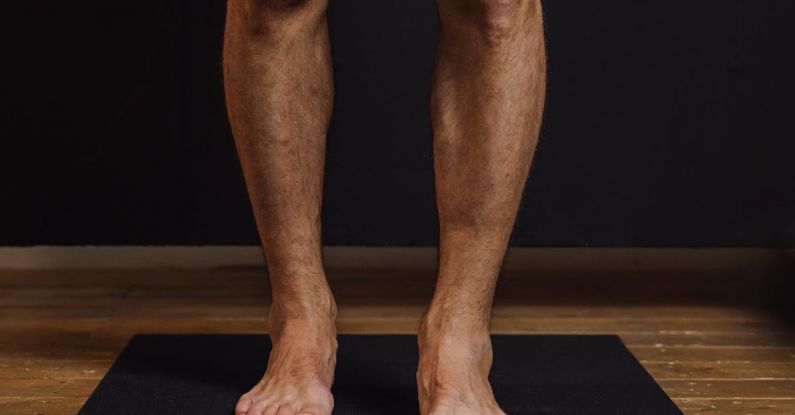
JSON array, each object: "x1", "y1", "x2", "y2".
[{"x1": 418, "y1": 0, "x2": 546, "y2": 414}]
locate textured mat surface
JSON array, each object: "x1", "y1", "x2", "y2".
[{"x1": 78, "y1": 334, "x2": 682, "y2": 415}]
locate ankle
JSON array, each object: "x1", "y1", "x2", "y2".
[
  {"x1": 271, "y1": 300, "x2": 336, "y2": 321},
  {"x1": 422, "y1": 298, "x2": 491, "y2": 331},
  {"x1": 270, "y1": 286, "x2": 337, "y2": 321},
  {"x1": 419, "y1": 305, "x2": 491, "y2": 347},
  {"x1": 268, "y1": 297, "x2": 338, "y2": 345}
]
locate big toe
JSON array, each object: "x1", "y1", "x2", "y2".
[{"x1": 235, "y1": 395, "x2": 254, "y2": 414}]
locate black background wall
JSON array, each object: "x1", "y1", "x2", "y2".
[{"x1": 2, "y1": 1, "x2": 793, "y2": 247}]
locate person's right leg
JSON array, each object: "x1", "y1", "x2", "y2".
[{"x1": 223, "y1": 1, "x2": 336, "y2": 414}]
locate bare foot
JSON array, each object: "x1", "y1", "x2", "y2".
[
  {"x1": 236, "y1": 295, "x2": 337, "y2": 415},
  {"x1": 416, "y1": 309, "x2": 506, "y2": 415}
]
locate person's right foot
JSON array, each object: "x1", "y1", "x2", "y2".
[{"x1": 235, "y1": 294, "x2": 337, "y2": 415}]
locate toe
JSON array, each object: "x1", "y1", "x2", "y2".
[
  {"x1": 297, "y1": 403, "x2": 328, "y2": 415},
  {"x1": 276, "y1": 403, "x2": 297, "y2": 415},
  {"x1": 235, "y1": 396, "x2": 254, "y2": 415},
  {"x1": 262, "y1": 405, "x2": 280, "y2": 415},
  {"x1": 248, "y1": 401, "x2": 271, "y2": 415}
]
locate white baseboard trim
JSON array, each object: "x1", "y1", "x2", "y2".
[{"x1": 0, "y1": 246, "x2": 790, "y2": 271}]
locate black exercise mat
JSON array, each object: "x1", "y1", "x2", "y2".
[{"x1": 78, "y1": 334, "x2": 682, "y2": 415}]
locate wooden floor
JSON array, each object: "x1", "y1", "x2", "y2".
[{"x1": 1, "y1": 267, "x2": 793, "y2": 414}]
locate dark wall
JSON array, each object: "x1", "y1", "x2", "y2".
[{"x1": 2, "y1": 1, "x2": 793, "y2": 247}]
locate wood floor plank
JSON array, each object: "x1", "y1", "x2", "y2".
[
  {"x1": 644, "y1": 361, "x2": 795, "y2": 380},
  {"x1": 631, "y1": 346, "x2": 795, "y2": 363},
  {"x1": 617, "y1": 331, "x2": 795, "y2": 347},
  {"x1": 0, "y1": 398, "x2": 85, "y2": 415},
  {"x1": 0, "y1": 378, "x2": 99, "y2": 398},
  {"x1": 0, "y1": 358, "x2": 111, "y2": 380},
  {"x1": 660, "y1": 379, "x2": 795, "y2": 399},
  {"x1": 674, "y1": 398, "x2": 795, "y2": 414}
]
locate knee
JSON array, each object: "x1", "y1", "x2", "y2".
[
  {"x1": 440, "y1": 0, "x2": 539, "y2": 45},
  {"x1": 230, "y1": 0, "x2": 328, "y2": 35}
]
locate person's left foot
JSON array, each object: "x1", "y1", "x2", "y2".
[{"x1": 416, "y1": 309, "x2": 506, "y2": 415}]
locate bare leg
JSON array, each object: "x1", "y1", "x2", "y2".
[
  {"x1": 418, "y1": 1, "x2": 546, "y2": 414},
  {"x1": 223, "y1": 1, "x2": 336, "y2": 414}
]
